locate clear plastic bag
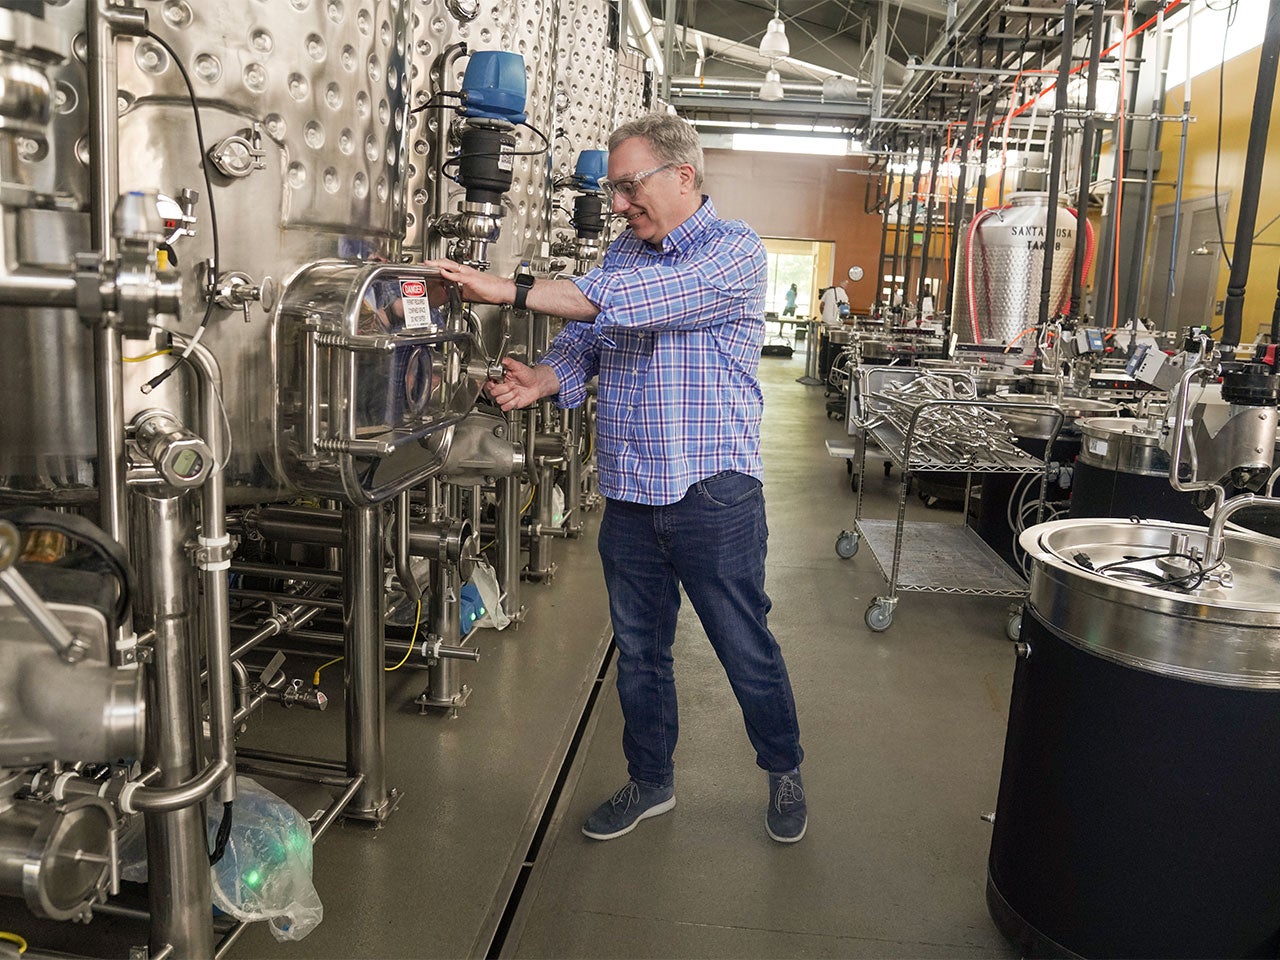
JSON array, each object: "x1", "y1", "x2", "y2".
[
  {"x1": 115, "y1": 776, "x2": 323, "y2": 941},
  {"x1": 469, "y1": 559, "x2": 511, "y2": 630},
  {"x1": 210, "y1": 777, "x2": 323, "y2": 941},
  {"x1": 551, "y1": 484, "x2": 565, "y2": 526}
]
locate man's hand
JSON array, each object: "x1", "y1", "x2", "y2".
[
  {"x1": 425, "y1": 258, "x2": 514, "y2": 305},
  {"x1": 486, "y1": 357, "x2": 560, "y2": 411}
]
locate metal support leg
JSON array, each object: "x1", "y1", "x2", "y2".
[
  {"x1": 563, "y1": 409, "x2": 583, "y2": 536},
  {"x1": 495, "y1": 474, "x2": 524, "y2": 620},
  {"x1": 525, "y1": 459, "x2": 557, "y2": 582},
  {"x1": 341, "y1": 502, "x2": 396, "y2": 821},
  {"x1": 418, "y1": 539, "x2": 470, "y2": 716},
  {"x1": 797, "y1": 320, "x2": 823, "y2": 385},
  {"x1": 130, "y1": 488, "x2": 214, "y2": 960}
]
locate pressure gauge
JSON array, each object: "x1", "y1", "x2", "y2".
[{"x1": 132, "y1": 410, "x2": 214, "y2": 489}]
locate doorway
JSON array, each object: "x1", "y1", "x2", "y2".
[{"x1": 762, "y1": 238, "x2": 835, "y2": 318}]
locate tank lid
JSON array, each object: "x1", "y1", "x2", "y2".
[
  {"x1": 1076, "y1": 416, "x2": 1162, "y2": 441},
  {"x1": 1022, "y1": 518, "x2": 1280, "y2": 688}
]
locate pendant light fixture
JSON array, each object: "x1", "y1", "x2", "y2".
[
  {"x1": 758, "y1": 68, "x2": 784, "y2": 102},
  {"x1": 759, "y1": 7, "x2": 789, "y2": 59}
]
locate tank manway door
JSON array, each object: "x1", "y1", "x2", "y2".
[{"x1": 275, "y1": 260, "x2": 482, "y2": 504}]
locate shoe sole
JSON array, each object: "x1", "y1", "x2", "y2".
[
  {"x1": 581, "y1": 796, "x2": 676, "y2": 841},
  {"x1": 765, "y1": 814, "x2": 808, "y2": 843}
]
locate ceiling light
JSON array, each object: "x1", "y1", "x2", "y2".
[
  {"x1": 758, "y1": 69, "x2": 784, "y2": 102},
  {"x1": 759, "y1": 11, "x2": 789, "y2": 59}
]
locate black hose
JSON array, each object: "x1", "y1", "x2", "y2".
[
  {"x1": 0, "y1": 506, "x2": 135, "y2": 625},
  {"x1": 1037, "y1": 0, "x2": 1076, "y2": 333},
  {"x1": 917, "y1": 135, "x2": 944, "y2": 319},
  {"x1": 1070, "y1": 2, "x2": 1107, "y2": 318},
  {"x1": 209, "y1": 801, "x2": 233, "y2": 866}
]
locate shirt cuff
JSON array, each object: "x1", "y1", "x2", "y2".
[{"x1": 541, "y1": 352, "x2": 587, "y2": 408}]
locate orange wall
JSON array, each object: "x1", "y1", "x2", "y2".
[{"x1": 701, "y1": 150, "x2": 886, "y2": 313}]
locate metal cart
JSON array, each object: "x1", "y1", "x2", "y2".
[{"x1": 832, "y1": 367, "x2": 1064, "y2": 636}]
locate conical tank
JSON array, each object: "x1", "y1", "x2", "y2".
[{"x1": 951, "y1": 192, "x2": 1077, "y2": 357}]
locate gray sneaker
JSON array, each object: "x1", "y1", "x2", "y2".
[
  {"x1": 766, "y1": 770, "x2": 807, "y2": 842},
  {"x1": 581, "y1": 780, "x2": 676, "y2": 840}
]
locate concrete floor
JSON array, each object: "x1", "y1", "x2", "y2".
[
  {"x1": 1, "y1": 345, "x2": 1023, "y2": 959},
  {"x1": 504, "y1": 349, "x2": 1022, "y2": 960}
]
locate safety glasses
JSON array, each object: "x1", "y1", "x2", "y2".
[{"x1": 597, "y1": 162, "x2": 677, "y2": 202}]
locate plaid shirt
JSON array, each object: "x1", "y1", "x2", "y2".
[{"x1": 542, "y1": 198, "x2": 767, "y2": 505}]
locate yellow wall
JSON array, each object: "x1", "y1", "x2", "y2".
[{"x1": 1155, "y1": 43, "x2": 1280, "y2": 341}]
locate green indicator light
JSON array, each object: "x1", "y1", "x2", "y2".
[{"x1": 244, "y1": 868, "x2": 263, "y2": 889}]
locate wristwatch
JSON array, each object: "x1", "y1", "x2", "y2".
[{"x1": 513, "y1": 269, "x2": 535, "y2": 310}]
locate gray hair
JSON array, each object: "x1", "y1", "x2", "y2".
[{"x1": 609, "y1": 112, "x2": 704, "y2": 189}]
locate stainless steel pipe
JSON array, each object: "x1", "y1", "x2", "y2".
[
  {"x1": 127, "y1": 486, "x2": 215, "y2": 960},
  {"x1": 342, "y1": 502, "x2": 393, "y2": 820},
  {"x1": 117, "y1": 339, "x2": 235, "y2": 814}
]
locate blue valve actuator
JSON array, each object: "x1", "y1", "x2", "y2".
[
  {"x1": 461, "y1": 51, "x2": 527, "y2": 125},
  {"x1": 572, "y1": 150, "x2": 608, "y2": 193}
]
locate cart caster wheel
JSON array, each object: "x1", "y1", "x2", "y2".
[
  {"x1": 835, "y1": 531, "x2": 859, "y2": 559},
  {"x1": 865, "y1": 600, "x2": 893, "y2": 632},
  {"x1": 850, "y1": 473, "x2": 859, "y2": 493},
  {"x1": 845, "y1": 459, "x2": 853, "y2": 475},
  {"x1": 883, "y1": 460, "x2": 892, "y2": 478},
  {"x1": 1006, "y1": 612, "x2": 1023, "y2": 642}
]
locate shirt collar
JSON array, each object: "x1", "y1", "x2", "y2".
[{"x1": 646, "y1": 196, "x2": 716, "y2": 255}]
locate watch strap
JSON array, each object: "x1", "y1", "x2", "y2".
[{"x1": 513, "y1": 271, "x2": 534, "y2": 310}]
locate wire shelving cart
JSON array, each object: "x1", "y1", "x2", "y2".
[{"x1": 832, "y1": 367, "x2": 1064, "y2": 636}]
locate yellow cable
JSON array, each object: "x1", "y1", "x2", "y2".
[
  {"x1": 520, "y1": 484, "x2": 536, "y2": 514},
  {"x1": 313, "y1": 596, "x2": 423, "y2": 683},
  {"x1": 385, "y1": 598, "x2": 422, "y2": 673},
  {"x1": 0, "y1": 932, "x2": 27, "y2": 954},
  {"x1": 122, "y1": 348, "x2": 174, "y2": 363},
  {"x1": 312, "y1": 656, "x2": 343, "y2": 687}
]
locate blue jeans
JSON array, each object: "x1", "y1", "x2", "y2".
[{"x1": 598, "y1": 471, "x2": 803, "y2": 787}]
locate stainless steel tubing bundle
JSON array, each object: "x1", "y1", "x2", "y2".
[{"x1": 867, "y1": 375, "x2": 1036, "y2": 468}]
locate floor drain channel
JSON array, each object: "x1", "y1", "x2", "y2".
[{"x1": 483, "y1": 639, "x2": 616, "y2": 959}]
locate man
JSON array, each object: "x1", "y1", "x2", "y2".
[
  {"x1": 427, "y1": 112, "x2": 806, "y2": 844},
  {"x1": 782, "y1": 283, "x2": 798, "y2": 317},
  {"x1": 819, "y1": 283, "x2": 849, "y2": 324}
]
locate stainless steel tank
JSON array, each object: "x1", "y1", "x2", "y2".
[
  {"x1": 548, "y1": 3, "x2": 646, "y2": 242},
  {"x1": 0, "y1": 5, "x2": 95, "y2": 503},
  {"x1": 0, "y1": 0, "x2": 427, "y2": 505},
  {"x1": 1070, "y1": 415, "x2": 1206, "y2": 524},
  {"x1": 404, "y1": 1, "x2": 559, "y2": 277},
  {"x1": 116, "y1": 0, "x2": 415, "y2": 502},
  {"x1": 990, "y1": 517, "x2": 1280, "y2": 958},
  {"x1": 403, "y1": 2, "x2": 649, "y2": 273},
  {"x1": 951, "y1": 192, "x2": 1078, "y2": 356}
]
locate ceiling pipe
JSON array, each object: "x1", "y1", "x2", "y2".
[
  {"x1": 627, "y1": 0, "x2": 664, "y2": 75},
  {"x1": 670, "y1": 76, "x2": 902, "y2": 97}
]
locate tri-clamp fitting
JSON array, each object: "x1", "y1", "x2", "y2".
[
  {"x1": 75, "y1": 191, "x2": 183, "y2": 337},
  {"x1": 431, "y1": 200, "x2": 505, "y2": 268}
]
